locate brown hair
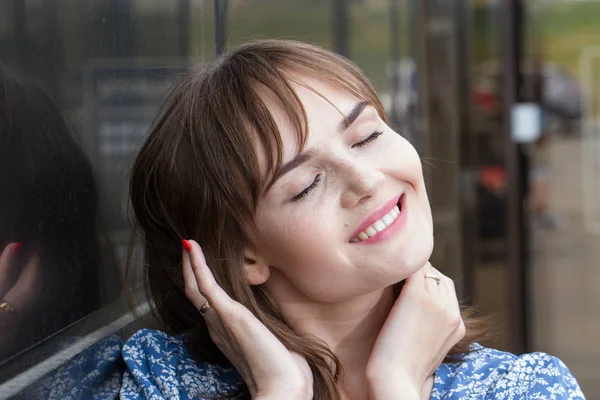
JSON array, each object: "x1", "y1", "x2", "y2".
[{"x1": 127, "y1": 39, "x2": 487, "y2": 399}]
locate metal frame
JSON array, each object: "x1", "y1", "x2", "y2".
[
  {"x1": 214, "y1": 0, "x2": 227, "y2": 55},
  {"x1": 333, "y1": 0, "x2": 350, "y2": 57},
  {"x1": 501, "y1": 0, "x2": 529, "y2": 355},
  {"x1": 580, "y1": 47, "x2": 600, "y2": 235}
]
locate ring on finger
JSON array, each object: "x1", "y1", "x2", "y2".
[
  {"x1": 0, "y1": 300, "x2": 15, "y2": 313},
  {"x1": 199, "y1": 301, "x2": 211, "y2": 316},
  {"x1": 424, "y1": 274, "x2": 441, "y2": 285}
]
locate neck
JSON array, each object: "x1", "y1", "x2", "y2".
[{"x1": 266, "y1": 278, "x2": 397, "y2": 398}]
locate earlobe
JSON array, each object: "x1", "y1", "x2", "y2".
[{"x1": 243, "y1": 249, "x2": 271, "y2": 285}]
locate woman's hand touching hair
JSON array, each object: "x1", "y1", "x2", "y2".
[
  {"x1": 182, "y1": 240, "x2": 313, "y2": 400},
  {"x1": 0, "y1": 243, "x2": 41, "y2": 352},
  {"x1": 366, "y1": 262, "x2": 466, "y2": 399}
]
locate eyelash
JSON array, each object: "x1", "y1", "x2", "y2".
[
  {"x1": 352, "y1": 130, "x2": 384, "y2": 148},
  {"x1": 292, "y1": 174, "x2": 322, "y2": 202},
  {"x1": 291, "y1": 130, "x2": 384, "y2": 202}
]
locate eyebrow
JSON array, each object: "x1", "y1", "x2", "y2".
[
  {"x1": 266, "y1": 101, "x2": 369, "y2": 192},
  {"x1": 338, "y1": 101, "x2": 368, "y2": 133}
]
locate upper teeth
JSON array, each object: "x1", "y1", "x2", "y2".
[{"x1": 354, "y1": 205, "x2": 401, "y2": 242}]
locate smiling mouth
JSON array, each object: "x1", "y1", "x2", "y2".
[{"x1": 350, "y1": 194, "x2": 405, "y2": 243}]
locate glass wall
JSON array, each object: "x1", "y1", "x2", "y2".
[{"x1": 0, "y1": 0, "x2": 214, "y2": 394}]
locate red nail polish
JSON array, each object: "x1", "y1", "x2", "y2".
[
  {"x1": 182, "y1": 240, "x2": 192, "y2": 252},
  {"x1": 11, "y1": 243, "x2": 22, "y2": 253}
]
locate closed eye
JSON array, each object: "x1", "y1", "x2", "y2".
[
  {"x1": 352, "y1": 130, "x2": 384, "y2": 148},
  {"x1": 291, "y1": 174, "x2": 322, "y2": 202}
]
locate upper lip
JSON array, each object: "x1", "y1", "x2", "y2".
[{"x1": 350, "y1": 194, "x2": 402, "y2": 240}]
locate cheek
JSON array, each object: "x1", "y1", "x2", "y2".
[
  {"x1": 373, "y1": 131, "x2": 418, "y2": 170},
  {"x1": 391, "y1": 135, "x2": 422, "y2": 169},
  {"x1": 257, "y1": 210, "x2": 351, "y2": 288},
  {"x1": 258, "y1": 211, "x2": 329, "y2": 266},
  {"x1": 380, "y1": 134, "x2": 427, "y2": 200}
]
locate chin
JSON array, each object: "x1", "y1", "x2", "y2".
[
  {"x1": 422, "y1": 232, "x2": 435, "y2": 260},
  {"x1": 395, "y1": 233, "x2": 434, "y2": 277}
]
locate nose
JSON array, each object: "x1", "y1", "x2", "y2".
[{"x1": 339, "y1": 160, "x2": 385, "y2": 209}]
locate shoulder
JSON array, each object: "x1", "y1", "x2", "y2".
[
  {"x1": 120, "y1": 329, "x2": 243, "y2": 400},
  {"x1": 432, "y1": 344, "x2": 585, "y2": 399}
]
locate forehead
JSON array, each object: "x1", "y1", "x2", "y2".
[{"x1": 258, "y1": 74, "x2": 362, "y2": 157}]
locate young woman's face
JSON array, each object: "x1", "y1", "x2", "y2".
[{"x1": 253, "y1": 75, "x2": 433, "y2": 303}]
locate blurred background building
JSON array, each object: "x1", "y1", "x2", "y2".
[{"x1": 0, "y1": 0, "x2": 598, "y2": 397}]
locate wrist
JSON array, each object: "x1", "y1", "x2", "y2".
[
  {"x1": 367, "y1": 384, "x2": 420, "y2": 400},
  {"x1": 366, "y1": 372, "x2": 420, "y2": 400},
  {"x1": 256, "y1": 392, "x2": 309, "y2": 400},
  {"x1": 256, "y1": 383, "x2": 311, "y2": 400}
]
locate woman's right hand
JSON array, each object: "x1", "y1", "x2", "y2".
[
  {"x1": 365, "y1": 262, "x2": 466, "y2": 399},
  {"x1": 182, "y1": 240, "x2": 313, "y2": 400}
]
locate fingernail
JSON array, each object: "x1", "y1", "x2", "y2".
[
  {"x1": 182, "y1": 239, "x2": 192, "y2": 252},
  {"x1": 11, "y1": 243, "x2": 22, "y2": 253}
]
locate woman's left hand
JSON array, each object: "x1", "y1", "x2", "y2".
[{"x1": 365, "y1": 262, "x2": 465, "y2": 399}]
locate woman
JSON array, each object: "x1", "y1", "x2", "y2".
[{"x1": 122, "y1": 40, "x2": 584, "y2": 399}]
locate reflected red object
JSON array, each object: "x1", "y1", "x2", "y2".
[
  {"x1": 479, "y1": 166, "x2": 507, "y2": 192},
  {"x1": 473, "y1": 90, "x2": 500, "y2": 113}
]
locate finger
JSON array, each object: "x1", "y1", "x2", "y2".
[
  {"x1": 402, "y1": 264, "x2": 431, "y2": 294},
  {"x1": 427, "y1": 265, "x2": 459, "y2": 308},
  {"x1": 426, "y1": 266, "x2": 463, "y2": 337},
  {"x1": 182, "y1": 246, "x2": 208, "y2": 309},
  {"x1": 184, "y1": 240, "x2": 233, "y2": 312},
  {"x1": 407, "y1": 263, "x2": 449, "y2": 297},
  {"x1": 425, "y1": 264, "x2": 454, "y2": 294},
  {"x1": 417, "y1": 264, "x2": 460, "y2": 331},
  {"x1": 181, "y1": 246, "x2": 221, "y2": 328},
  {"x1": 420, "y1": 262, "x2": 443, "y2": 293},
  {"x1": 4, "y1": 252, "x2": 40, "y2": 313},
  {"x1": 0, "y1": 243, "x2": 22, "y2": 297}
]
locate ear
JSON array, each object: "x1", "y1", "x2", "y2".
[{"x1": 243, "y1": 246, "x2": 271, "y2": 286}]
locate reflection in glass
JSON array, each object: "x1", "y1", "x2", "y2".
[
  {"x1": 0, "y1": 0, "x2": 218, "y2": 392},
  {"x1": 226, "y1": 0, "x2": 333, "y2": 49},
  {"x1": 0, "y1": 65, "x2": 121, "y2": 362}
]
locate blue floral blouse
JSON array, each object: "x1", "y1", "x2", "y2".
[
  {"x1": 14, "y1": 335, "x2": 124, "y2": 400},
  {"x1": 120, "y1": 329, "x2": 585, "y2": 399}
]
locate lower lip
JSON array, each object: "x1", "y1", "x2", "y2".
[{"x1": 352, "y1": 194, "x2": 408, "y2": 244}]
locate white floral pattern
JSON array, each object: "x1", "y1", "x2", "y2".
[
  {"x1": 14, "y1": 335, "x2": 124, "y2": 400},
  {"x1": 120, "y1": 329, "x2": 586, "y2": 399},
  {"x1": 120, "y1": 329, "x2": 243, "y2": 400},
  {"x1": 432, "y1": 344, "x2": 585, "y2": 399}
]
